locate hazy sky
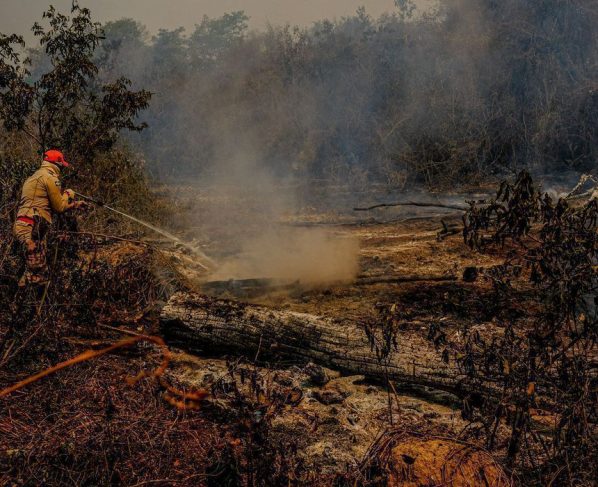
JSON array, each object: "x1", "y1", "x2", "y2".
[{"x1": 0, "y1": 0, "x2": 412, "y2": 42}]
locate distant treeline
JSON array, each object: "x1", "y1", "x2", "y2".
[{"x1": 41, "y1": 0, "x2": 598, "y2": 186}]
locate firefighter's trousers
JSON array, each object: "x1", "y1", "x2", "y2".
[{"x1": 13, "y1": 216, "x2": 50, "y2": 286}]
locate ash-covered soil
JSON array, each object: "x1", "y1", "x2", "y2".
[
  {"x1": 157, "y1": 196, "x2": 514, "y2": 483},
  {"x1": 1, "y1": 192, "x2": 516, "y2": 486}
]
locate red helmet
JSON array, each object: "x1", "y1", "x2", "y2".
[{"x1": 43, "y1": 149, "x2": 70, "y2": 167}]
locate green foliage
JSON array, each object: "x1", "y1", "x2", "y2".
[
  {"x1": 190, "y1": 11, "x2": 249, "y2": 71},
  {"x1": 0, "y1": 3, "x2": 151, "y2": 162},
  {"x1": 101, "y1": 18, "x2": 148, "y2": 49},
  {"x1": 150, "y1": 28, "x2": 188, "y2": 83},
  {"x1": 0, "y1": 132, "x2": 37, "y2": 218},
  {"x1": 0, "y1": 34, "x2": 34, "y2": 132},
  {"x1": 0, "y1": 4, "x2": 161, "y2": 250},
  {"x1": 394, "y1": 0, "x2": 416, "y2": 19},
  {"x1": 94, "y1": 19, "x2": 149, "y2": 82}
]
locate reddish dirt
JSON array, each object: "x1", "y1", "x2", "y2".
[{"x1": 388, "y1": 438, "x2": 509, "y2": 487}]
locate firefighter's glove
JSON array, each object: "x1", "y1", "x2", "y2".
[
  {"x1": 73, "y1": 200, "x2": 92, "y2": 211},
  {"x1": 64, "y1": 189, "x2": 75, "y2": 203}
]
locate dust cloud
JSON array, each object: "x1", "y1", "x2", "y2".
[
  {"x1": 182, "y1": 137, "x2": 359, "y2": 286},
  {"x1": 210, "y1": 227, "x2": 359, "y2": 285}
]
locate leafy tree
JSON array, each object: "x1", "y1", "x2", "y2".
[
  {"x1": 394, "y1": 0, "x2": 416, "y2": 19},
  {"x1": 0, "y1": 34, "x2": 34, "y2": 132},
  {"x1": 96, "y1": 18, "x2": 149, "y2": 81},
  {"x1": 75, "y1": 1, "x2": 597, "y2": 184},
  {"x1": 189, "y1": 11, "x2": 249, "y2": 71},
  {"x1": 149, "y1": 28, "x2": 188, "y2": 85},
  {"x1": 0, "y1": 4, "x2": 151, "y2": 163}
]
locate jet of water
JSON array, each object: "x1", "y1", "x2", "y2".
[{"x1": 74, "y1": 192, "x2": 217, "y2": 271}]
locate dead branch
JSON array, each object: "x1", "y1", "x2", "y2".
[
  {"x1": 0, "y1": 335, "x2": 208, "y2": 407},
  {"x1": 355, "y1": 274, "x2": 458, "y2": 285},
  {"x1": 354, "y1": 201, "x2": 468, "y2": 212}
]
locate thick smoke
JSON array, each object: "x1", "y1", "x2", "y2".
[
  {"x1": 174, "y1": 126, "x2": 360, "y2": 284},
  {"x1": 95, "y1": 1, "x2": 597, "y2": 187},
  {"x1": 87, "y1": 0, "x2": 598, "y2": 280}
]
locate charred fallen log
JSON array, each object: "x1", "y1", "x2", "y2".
[
  {"x1": 356, "y1": 274, "x2": 457, "y2": 286},
  {"x1": 161, "y1": 293, "x2": 497, "y2": 399},
  {"x1": 354, "y1": 201, "x2": 468, "y2": 212},
  {"x1": 201, "y1": 275, "x2": 458, "y2": 298}
]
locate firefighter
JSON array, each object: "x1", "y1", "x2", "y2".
[{"x1": 13, "y1": 149, "x2": 86, "y2": 286}]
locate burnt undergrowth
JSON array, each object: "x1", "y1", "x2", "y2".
[
  {"x1": 0, "y1": 231, "x2": 309, "y2": 485},
  {"x1": 453, "y1": 172, "x2": 597, "y2": 485},
  {"x1": 346, "y1": 172, "x2": 597, "y2": 486},
  {"x1": 0, "y1": 5, "x2": 310, "y2": 484},
  {"x1": 1, "y1": 3, "x2": 597, "y2": 484}
]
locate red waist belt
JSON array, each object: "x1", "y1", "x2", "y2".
[{"x1": 17, "y1": 216, "x2": 35, "y2": 226}]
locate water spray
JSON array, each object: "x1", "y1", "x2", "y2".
[{"x1": 74, "y1": 192, "x2": 217, "y2": 271}]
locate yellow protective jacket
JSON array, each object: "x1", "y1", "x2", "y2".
[{"x1": 16, "y1": 161, "x2": 71, "y2": 224}]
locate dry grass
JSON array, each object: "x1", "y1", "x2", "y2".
[{"x1": 0, "y1": 355, "x2": 221, "y2": 486}]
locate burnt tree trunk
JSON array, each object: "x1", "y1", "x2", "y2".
[{"x1": 161, "y1": 293, "x2": 493, "y2": 398}]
